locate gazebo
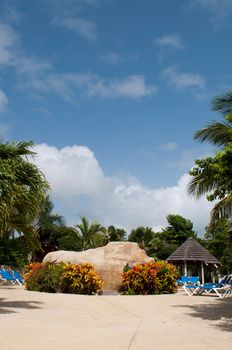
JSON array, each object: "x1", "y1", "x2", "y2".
[{"x1": 167, "y1": 238, "x2": 220, "y2": 284}]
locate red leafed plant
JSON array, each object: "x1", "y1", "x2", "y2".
[{"x1": 120, "y1": 261, "x2": 178, "y2": 295}]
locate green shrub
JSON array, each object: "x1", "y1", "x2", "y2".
[
  {"x1": 24, "y1": 262, "x2": 64, "y2": 293},
  {"x1": 24, "y1": 262, "x2": 103, "y2": 295},
  {"x1": 155, "y1": 261, "x2": 178, "y2": 294},
  {"x1": 120, "y1": 261, "x2": 178, "y2": 295},
  {"x1": 0, "y1": 238, "x2": 29, "y2": 269}
]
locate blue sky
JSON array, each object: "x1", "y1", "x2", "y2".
[{"x1": 1, "y1": 0, "x2": 232, "y2": 234}]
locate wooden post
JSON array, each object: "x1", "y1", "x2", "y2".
[
  {"x1": 212, "y1": 269, "x2": 216, "y2": 283},
  {"x1": 201, "y1": 261, "x2": 205, "y2": 284},
  {"x1": 184, "y1": 261, "x2": 187, "y2": 276}
]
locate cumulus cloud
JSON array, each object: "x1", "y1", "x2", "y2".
[
  {"x1": 154, "y1": 34, "x2": 184, "y2": 50},
  {"x1": 32, "y1": 143, "x2": 213, "y2": 235},
  {"x1": 161, "y1": 66, "x2": 205, "y2": 91}
]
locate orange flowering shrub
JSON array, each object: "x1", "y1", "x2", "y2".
[
  {"x1": 121, "y1": 261, "x2": 178, "y2": 295},
  {"x1": 24, "y1": 262, "x2": 102, "y2": 295},
  {"x1": 61, "y1": 263, "x2": 103, "y2": 295},
  {"x1": 24, "y1": 262, "x2": 42, "y2": 283}
]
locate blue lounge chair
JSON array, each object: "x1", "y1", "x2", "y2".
[
  {"x1": 183, "y1": 275, "x2": 231, "y2": 298},
  {"x1": 0, "y1": 269, "x2": 23, "y2": 285},
  {"x1": 181, "y1": 276, "x2": 190, "y2": 285},
  {"x1": 189, "y1": 276, "x2": 199, "y2": 285},
  {"x1": 12, "y1": 270, "x2": 23, "y2": 285},
  {"x1": 0, "y1": 269, "x2": 16, "y2": 284}
]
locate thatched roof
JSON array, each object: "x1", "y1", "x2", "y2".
[{"x1": 167, "y1": 238, "x2": 220, "y2": 265}]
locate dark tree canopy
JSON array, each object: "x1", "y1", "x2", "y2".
[{"x1": 0, "y1": 141, "x2": 49, "y2": 249}]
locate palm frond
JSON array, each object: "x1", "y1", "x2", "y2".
[
  {"x1": 0, "y1": 141, "x2": 35, "y2": 159},
  {"x1": 209, "y1": 193, "x2": 232, "y2": 227},
  {"x1": 187, "y1": 174, "x2": 218, "y2": 198},
  {"x1": 194, "y1": 121, "x2": 232, "y2": 147},
  {"x1": 212, "y1": 90, "x2": 232, "y2": 115}
]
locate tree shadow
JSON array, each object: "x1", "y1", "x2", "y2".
[
  {"x1": 174, "y1": 298, "x2": 232, "y2": 332},
  {"x1": 0, "y1": 297, "x2": 43, "y2": 314}
]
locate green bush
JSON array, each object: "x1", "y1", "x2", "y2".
[
  {"x1": 24, "y1": 262, "x2": 64, "y2": 292},
  {"x1": 24, "y1": 262, "x2": 102, "y2": 295},
  {"x1": 0, "y1": 238, "x2": 29, "y2": 269},
  {"x1": 120, "y1": 261, "x2": 178, "y2": 295}
]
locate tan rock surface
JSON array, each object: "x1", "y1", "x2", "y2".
[{"x1": 43, "y1": 242, "x2": 153, "y2": 292}]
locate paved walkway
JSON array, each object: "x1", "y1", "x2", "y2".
[{"x1": 0, "y1": 286, "x2": 231, "y2": 349}]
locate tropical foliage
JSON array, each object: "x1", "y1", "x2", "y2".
[
  {"x1": 203, "y1": 219, "x2": 232, "y2": 275},
  {"x1": 33, "y1": 195, "x2": 66, "y2": 261},
  {"x1": 0, "y1": 238, "x2": 29, "y2": 269},
  {"x1": 120, "y1": 261, "x2": 178, "y2": 295},
  {"x1": 0, "y1": 141, "x2": 49, "y2": 249},
  {"x1": 61, "y1": 262, "x2": 102, "y2": 294},
  {"x1": 24, "y1": 262, "x2": 103, "y2": 295},
  {"x1": 106, "y1": 225, "x2": 126, "y2": 242},
  {"x1": 188, "y1": 89, "x2": 232, "y2": 225},
  {"x1": 74, "y1": 216, "x2": 107, "y2": 250},
  {"x1": 128, "y1": 226, "x2": 155, "y2": 253}
]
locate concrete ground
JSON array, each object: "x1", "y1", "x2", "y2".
[{"x1": 0, "y1": 286, "x2": 231, "y2": 350}]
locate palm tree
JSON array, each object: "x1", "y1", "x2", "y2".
[
  {"x1": 0, "y1": 141, "x2": 49, "y2": 249},
  {"x1": 33, "y1": 195, "x2": 66, "y2": 260},
  {"x1": 36, "y1": 195, "x2": 65, "y2": 241},
  {"x1": 106, "y1": 225, "x2": 126, "y2": 242},
  {"x1": 194, "y1": 90, "x2": 232, "y2": 147},
  {"x1": 128, "y1": 226, "x2": 155, "y2": 253},
  {"x1": 188, "y1": 90, "x2": 232, "y2": 225},
  {"x1": 74, "y1": 216, "x2": 107, "y2": 251}
]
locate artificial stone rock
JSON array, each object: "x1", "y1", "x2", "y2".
[{"x1": 43, "y1": 242, "x2": 153, "y2": 292}]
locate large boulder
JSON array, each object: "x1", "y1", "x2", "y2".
[{"x1": 43, "y1": 242, "x2": 153, "y2": 292}]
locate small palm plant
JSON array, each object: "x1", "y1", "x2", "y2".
[{"x1": 74, "y1": 216, "x2": 107, "y2": 251}]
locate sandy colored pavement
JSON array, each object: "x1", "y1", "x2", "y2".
[{"x1": 0, "y1": 286, "x2": 231, "y2": 350}]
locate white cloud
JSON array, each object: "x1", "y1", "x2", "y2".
[
  {"x1": 33, "y1": 143, "x2": 213, "y2": 235},
  {"x1": 0, "y1": 89, "x2": 8, "y2": 113},
  {"x1": 154, "y1": 34, "x2": 184, "y2": 49},
  {"x1": 45, "y1": 0, "x2": 98, "y2": 41},
  {"x1": 87, "y1": 75, "x2": 157, "y2": 99},
  {"x1": 161, "y1": 66, "x2": 205, "y2": 90},
  {"x1": 101, "y1": 52, "x2": 122, "y2": 65},
  {"x1": 0, "y1": 21, "x2": 154, "y2": 103},
  {"x1": 190, "y1": 0, "x2": 232, "y2": 26},
  {"x1": 52, "y1": 16, "x2": 97, "y2": 41},
  {"x1": 0, "y1": 22, "x2": 18, "y2": 66},
  {"x1": 0, "y1": 21, "x2": 51, "y2": 78},
  {"x1": 15, "y1": 56, "x2": 51, "y2": 77},
  {"x1": 27, "y1": 73, "x2": 157, "y2": 101},
  {"x1": 159, "y1": 142, "x2": 179, "y2": 151}
]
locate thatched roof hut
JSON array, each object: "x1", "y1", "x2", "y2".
[{"x1": 167, "y1": 238, "x2": 220, "y2": 283}]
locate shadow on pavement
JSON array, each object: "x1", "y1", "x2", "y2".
[
  {"x1": 0, "y1": 297, "x2": 43, "y2": 314},
  {"x1": 174, "y1": 298, "x2": 232, "y2": 332}
]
